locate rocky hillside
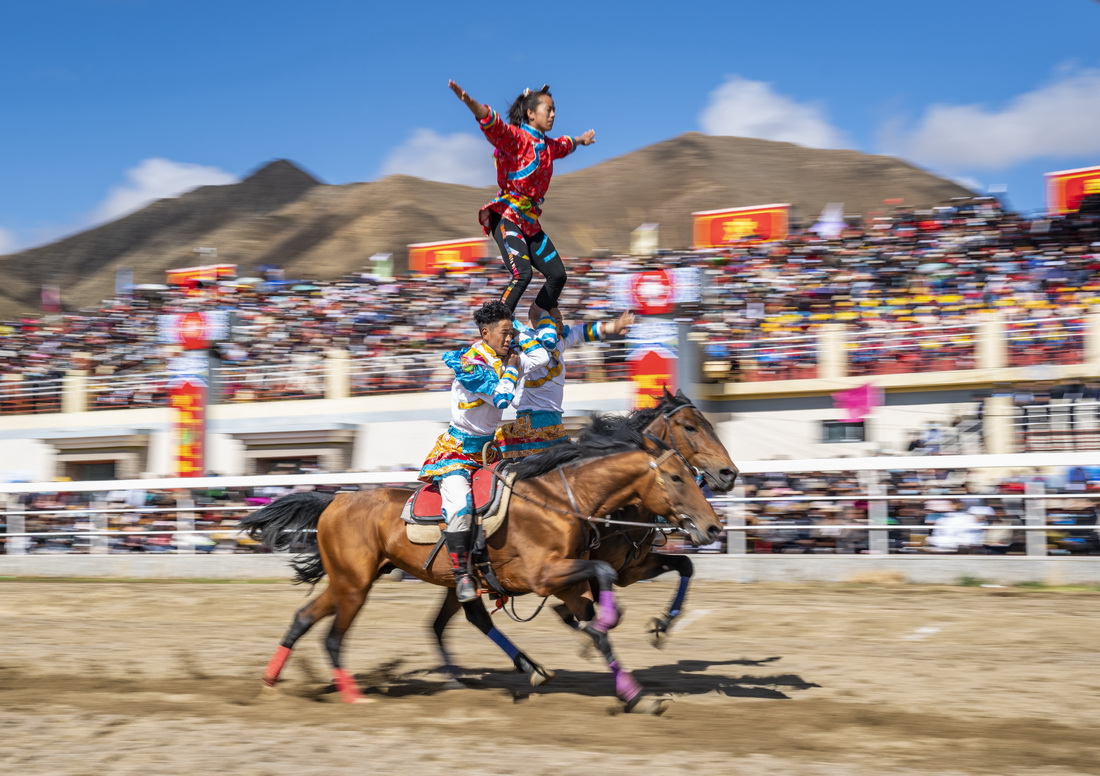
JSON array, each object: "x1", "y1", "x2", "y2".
[{"x1": 0, "y1": 133, "x2": 973, "y2": 316}]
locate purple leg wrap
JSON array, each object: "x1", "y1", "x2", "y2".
[
  {"x1": 610, "y1": 660, "x2": 642, "y2": 702},
  {"x1": 594, "y1": 590, "x2": 619, "y2": 632}
]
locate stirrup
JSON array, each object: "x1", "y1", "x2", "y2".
[{"x1": 455, "y1": 573, "x2": 479, "y2": 603}]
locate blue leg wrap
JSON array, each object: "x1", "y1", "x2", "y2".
[
  {"x1": 487, "y1": 627, "x2": 520, "y2": 660},
  {"x1": 668, "y1": 576, "x2": 691, "y2": 619}
]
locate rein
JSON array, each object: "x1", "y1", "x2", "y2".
[{"x1": 484, "y1": 444, "x2": 683, "y2": 531}]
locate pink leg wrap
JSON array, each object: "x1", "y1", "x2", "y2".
[
  {"x1": 263, "y1": 645, "x2": 292, "y2": 687},
  {"x1": 610, "y1": 660, "x2": 642, "y2": 702},
  {"x1": 594, "y1": 590, "x2": 620, "y2": 632},
  {"x1": 332, "y1": 667, "x2": 363, "y2": 702}
]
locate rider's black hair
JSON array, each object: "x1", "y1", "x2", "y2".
[
  {"x1": 507, "y1": 85, "x2": 552, "y2": 127},
  {"x1": 473, "y1": 300, "x2": 514, "y2": 331}
]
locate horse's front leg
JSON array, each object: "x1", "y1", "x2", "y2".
[
  {"x1": 553, "y1": 577, "x2": 667, "y2": 716},
  {"x1": 430, "y1": 588, "x2": 555, "y2": 688},
  {"x1": 460, "y1": 597, "x2": 555, "y2": 687},
  {"x1": 617, "y1": 552, "x2": 695, "y2": 648}
]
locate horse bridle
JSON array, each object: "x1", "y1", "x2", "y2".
[{"x1": 647, "y1": 401, "x2": 705, "y2": 480}]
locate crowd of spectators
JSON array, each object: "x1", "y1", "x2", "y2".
[{"x1": 1, "y1": 195, "x2": 1098, "y2": 412}]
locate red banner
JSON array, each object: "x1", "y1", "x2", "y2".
[
  {"x1": 170, "y1": 378, "x2": 206, "y2": 477},
  {"x1": 408, "y1": 238, "x2": 487, "y2": 275},
  {"x1": 630, "y1": 347, "x2": 677, "y2": 409},
  {"x1": 166, "y1": 263, "x2": 237, "y2": 289},
  {"x1": 1046, "y1": 165, "x2": 1100, "y2": 215},
  {"x1": 692, "y1": 203, "x2": 790, "y2": 248}
]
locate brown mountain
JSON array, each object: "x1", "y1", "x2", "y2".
[{"x1": 0, "y1": 133, "x2": 972, "y2": 316}]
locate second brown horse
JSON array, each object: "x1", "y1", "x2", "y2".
[{"x1": 242, "y1": 419, "x2": 723, "y2": 711}]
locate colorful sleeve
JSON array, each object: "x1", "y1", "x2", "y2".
[
  {"x1": 445, "y1": 351, "x2": 501, "y2": 395},
  {"x1": 514, "y1": 329, "x2": 551, "y2": 374},
  {"x1": 560, "y1": 321, "x2": 603, "y2": 350},
  {"x1": 548, "y1": 135, "x2": 577, "y2": 160},
  {"x1": 491, "y1": 366, "x2": 521, "y2": 408},
  {"x1": 531, "y1": 311, "x2": 559, "y2": 349},
  {"x1": 478, "y1": 107, "x2": 526, "y2": 157}
]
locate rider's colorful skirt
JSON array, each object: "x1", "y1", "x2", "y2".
[
  {"x1": 496, "y1": 410, "x2": 570, "y2": 459},
  {"x1": 418, "y1": 427, "x2": 498, "y2": 483}
]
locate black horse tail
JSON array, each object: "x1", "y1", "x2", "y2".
[{"x1": 239, "y1": 491, "x2": 335, "y2": 585}]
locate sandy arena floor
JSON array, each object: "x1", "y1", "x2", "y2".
[{"x1": 1, "y1": 577, "x2": 1097, "y2": 776}]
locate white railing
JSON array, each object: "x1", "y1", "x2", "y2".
[
  {"x1": 0, "y1": 376, "x2": 64, "y2": 415},
  {"x1": 86, "y1": 371, "x2": 172, "y2": 410},
  {"x1": 347, "y1": 351, "x2": 450, "y2": 395},
  {"x1": 1012, "y1": 399, "x2": 1100, "y2": 453},
  {"x1": 3, "y1": 452, "x2": 1097, "y2": 557},
  {"x1": 1006, "y1": 315, "x2": 1086, "y2": 366},
  {"x1": 219, "y1": 360, "x2": 327, "y2": 401}
]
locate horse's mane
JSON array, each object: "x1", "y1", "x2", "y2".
[
  {"x1": 508, "y1": 413, "x2": 647, "y2": 481},
  {"x1": 625, "y1": 391, "x2": 693, "y2": 431}
]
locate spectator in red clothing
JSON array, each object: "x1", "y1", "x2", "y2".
[{"x1": 449, "y1": 79, "x2": 595, "y2": 314}]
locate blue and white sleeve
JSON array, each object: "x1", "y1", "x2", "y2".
[{"x1": 491, "y1": 366, "x2": 521, "y2": 408}]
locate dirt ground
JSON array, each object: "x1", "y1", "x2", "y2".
[{"x1": 1, "y1": 576, "x2": 1098, "y2": 776}]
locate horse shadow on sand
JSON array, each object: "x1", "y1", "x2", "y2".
[{"x1": 287, "y1": 654, "x2": 820, "y2": 704}]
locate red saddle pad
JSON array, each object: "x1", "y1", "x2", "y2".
[{"x1": 411, "y1": 463, "x2": 503, "y2": 519}]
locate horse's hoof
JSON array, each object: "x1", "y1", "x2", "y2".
[
  {"x1": 647, "y1": 617, "x2": 671, "y2": 649},
  {"x1": 625, "y1": 695, "x2": 671, "y2": 716},
  {"x1": 529, "y1": 667, "x2": 555, "y2": 687},
  {"x1": 443, "y1": 678, "x2": 465, "y2": 691},
  {"x1": 349, "y1": 696, "x2": 376, "y2": 704},
  {"x1": 258, "y1": 684, "x2": 282, "y2": 701}
]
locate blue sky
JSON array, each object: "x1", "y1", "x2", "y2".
[{"x1": 2, "y1": 0, "x2": 1099, "y2": 253}]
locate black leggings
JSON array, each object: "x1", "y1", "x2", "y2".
[{"x1": 489, "y1": 214, "x2": 567, "y2": 312}]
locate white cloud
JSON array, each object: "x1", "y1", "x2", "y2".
[
  {"x1": 949, "y1": 175, "x2": 983, "y2": 193},
  {"x1": 699, "y1": 76, "x2": 848, "y2": 148},
  {"x1": 379, "y1": 129, "x2": 494, "y2": 187},
  {"x1": 0, "y1": 227, "x2": 17, "y2": 255},
  {"x1": 91, "y1": 158, "x2": 237, "y2": 223},
  {"x1": 888, "y1": 68, "x2": 1100, "y2": 171}
]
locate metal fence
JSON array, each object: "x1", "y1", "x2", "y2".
[
  {"x1": 3, "y1": 453, "x2": 1096, "y2": 558},
  {"x1": 219, "y1": 360, "x2": 327, "y2": 403},
  {"x1": 1006, "y1": 315, "x2": 1086, "y2": 367},
  {"x1": 0, "y1": 377, "x2": 63, "y2": 415},
  {"x1": 1012, "y1": 398, "x2": 1100, "y2": 452},
  {"x1": 846, "y1": 320, "x2": 980, "y2": 376},
  {"x1": 86, "y1": 371, "x2": 171, "y2": 410},
  {"x1": 704, "y1": 334, "x2": 819, "y2": 383}
]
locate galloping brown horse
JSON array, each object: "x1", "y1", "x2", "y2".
[
  {"x1": 429, "y1": 389, "x2": 738, "y2": 666},
  {"x1": 555, "y1": 389, "x2": 738, "y2": 642},
  {"x1": 241, "y1": 420, "x2": 723, "y2": 711}
]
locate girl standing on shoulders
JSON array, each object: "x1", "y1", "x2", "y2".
[{"x1": 448, "y1": 80, "x2": 595, "y2": 316}]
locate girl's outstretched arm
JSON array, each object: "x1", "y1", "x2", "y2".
[
  {"x1": 575, "y1": 129, "x2": 596, "y2": 146},
  {"x1": 449, "y1": 80, "x2": 489, "y2": 121}
]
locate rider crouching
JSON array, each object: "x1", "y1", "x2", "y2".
[{"x1": 418, "y1": 301, "x2": 553, "y2": 601}]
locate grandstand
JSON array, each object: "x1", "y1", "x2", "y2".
[{"x1": 1, "y1": 191, "x2": 1098, "y2": 565}]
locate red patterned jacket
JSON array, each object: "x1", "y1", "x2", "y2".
[{"x1": 476, "y1": 106, "x2": 577, "y2": 237}]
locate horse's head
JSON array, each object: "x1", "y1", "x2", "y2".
[
  {"x1": 646, "y1": 388, "x2": 739, "y2": 493},
  {"x1": 637, "y1": 433, "x2": 725, "y2": 548}
]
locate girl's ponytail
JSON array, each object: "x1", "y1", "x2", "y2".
[{"x1": 507, "y1": 84, "x2": 552, "y2": 126}]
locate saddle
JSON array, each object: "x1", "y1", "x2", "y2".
[{"x1": 401, "y1": 463, "x2": 516, "y2": 545}]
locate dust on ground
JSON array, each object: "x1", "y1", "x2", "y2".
[{"x1": 1, "y1": 578, "x2": 1097, "y2": 775}]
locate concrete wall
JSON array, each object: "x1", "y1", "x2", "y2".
[
  {"x1": 3, "y1": 553, "x2": 1097, "y2": 586},
  {"x1": 0, "y1": 382, "x2": 634, "y2": 481},
  {"x1": 711, "y1": 401, "x2": 969, "y2": 461}
]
